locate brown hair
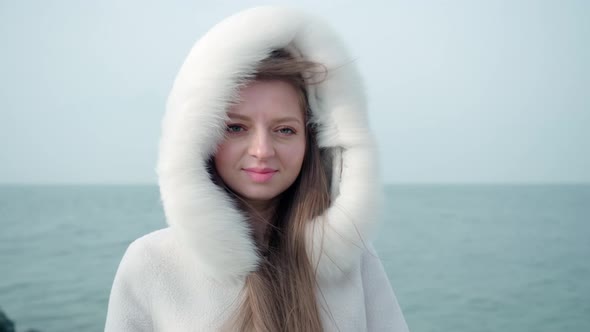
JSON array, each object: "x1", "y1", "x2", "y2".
[{"x1": 214, "y1": 49, "x2": 332, "y2": 331}]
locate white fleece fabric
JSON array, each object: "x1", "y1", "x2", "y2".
[
  {"x1": 105, "y1": 6, "x2": 409, "y2": 332},
  {"x1": 105, "y1": 229, "x2": 408, "y2": 331}
]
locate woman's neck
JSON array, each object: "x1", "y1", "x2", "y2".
[{"x1": 241, "y1": 198, "x2": 277, "y2": 245}]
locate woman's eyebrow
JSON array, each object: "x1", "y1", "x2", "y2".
[
  {"x1": 227, "y1": 113, "x2": 302, "y2": 126},
  {"x1": 226, "y1": 112, "x2": 250, "y2": 121},
  {"x1": 272, "y1": 116, "x2": 302, "y2": 125}
]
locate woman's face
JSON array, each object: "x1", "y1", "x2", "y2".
[{"x1": 214, "y1": 80, "x2": 306, "y2": 204}]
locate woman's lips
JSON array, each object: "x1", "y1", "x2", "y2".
[{"x1": 243, "y1": 168, "x2": 277, "y2": 183}]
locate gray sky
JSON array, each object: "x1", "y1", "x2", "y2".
[{"x1": 1, "y1": 0, "x2": 588, "y2": 184}]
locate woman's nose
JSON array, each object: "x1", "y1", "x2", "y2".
[{"x1": 248, "y1": 131, "x2": 275, "y2": 159}]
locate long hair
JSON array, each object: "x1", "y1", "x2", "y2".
[{"x1": 211, "y1": 49, "x2": 332, "y2": 331}]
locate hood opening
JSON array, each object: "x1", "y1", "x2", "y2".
[{"x1": 158, "y1": 6, "x2": 380, "y2": 282}]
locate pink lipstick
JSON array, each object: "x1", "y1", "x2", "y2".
[{"x1": 243, "y1": 168, "x2": 277, "y2": 183}]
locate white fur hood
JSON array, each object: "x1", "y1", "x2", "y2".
[{"x1": 157, "y1": 6, "x2": 382, "y2": 282}]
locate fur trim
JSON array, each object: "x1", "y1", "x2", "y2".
[{"x1": 157, "y1": 6, "x2": 382, "y2": 282}]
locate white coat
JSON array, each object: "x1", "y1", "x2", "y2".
[{"x1": 105, "y1": 6, "x2": 409, "y2": 332}]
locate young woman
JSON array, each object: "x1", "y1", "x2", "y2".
[{"x1": 105, "y1": 6, "x2": 409, "y2": 332}]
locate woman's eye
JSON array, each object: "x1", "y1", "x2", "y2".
[
  {"x1": 226, "y1": 124, "x2": 245, "y2": 133},
  {"x1": 277, "y1": 127, "x2": 295, "y2": 135}
]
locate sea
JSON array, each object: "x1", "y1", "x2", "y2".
[{"x1": 0, "y1": 184, "x2": 589, "y2": 332}]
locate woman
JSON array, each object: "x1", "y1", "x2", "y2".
[{"x1": 105, "y1": 6, "x2": 409, "y2": 332}]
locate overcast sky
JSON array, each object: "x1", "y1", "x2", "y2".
[{"x1": 1, "y1": 0, "x2": 588, "y2": 184}]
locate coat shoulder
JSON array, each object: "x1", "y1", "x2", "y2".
[
  {"x1": 117, "y1": 228, "x2": 179, "y2": 280},
  {"x1": 131, "y1": 227, "x2": 176, "y2": 255}
]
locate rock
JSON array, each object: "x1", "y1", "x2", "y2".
[{"x1": 0, "y1": 308, "x2": 15, "y2": 332}]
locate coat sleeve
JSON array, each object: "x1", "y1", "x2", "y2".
[
  {"x1": 361, "y1": 244, "x2": 410, "y2": 332},
  {"x1": 104, "y1": 239, "x2": 154, "y2": 332}
]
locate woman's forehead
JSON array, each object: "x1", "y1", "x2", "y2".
[{"x1": 228, "y1": 80, "x2": 305, "y2": 121}]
